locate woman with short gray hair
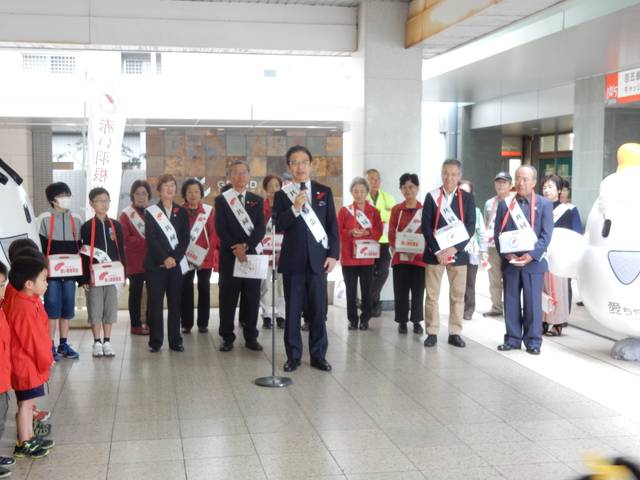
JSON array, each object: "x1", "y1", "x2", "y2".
[{"x1": 337, "y1": 177, "x2": 383, "y2": 331}]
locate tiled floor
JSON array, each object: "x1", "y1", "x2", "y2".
[{"x1": 1, "y1": 278, "x2": 639, "y2": 480}]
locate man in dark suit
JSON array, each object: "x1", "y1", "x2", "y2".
[
  {"x1": 214, "y1": 161, "x2": 266, "y2": 352},
  {"x1": 495, "y1": 165, "x2": 553, "y2": 355},
  {"x1": 272, "y1": 145, "x2": 339, "y2": 372},
  {"x1": 421, "y1": 159, "x2": 476, "y2": 349}
]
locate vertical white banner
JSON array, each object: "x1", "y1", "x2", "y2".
[{"x1": 86, "y1": 90, "x2": 126, "y2": 219}]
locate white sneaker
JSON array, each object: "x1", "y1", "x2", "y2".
[
  {"x1": 102, "y1": 341, "x2": 115, "y2": 357},
  {"x1": 92, "y1": 342, "x2": 104, "y2": 357}
]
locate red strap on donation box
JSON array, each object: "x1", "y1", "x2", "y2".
[
  {"x1": 89, "y1": 217, "x2": 124, "y2": 287},
  {"x1": 499, "y1": 192, "x2": 536, "y2": 234},
  {"x1": 433, "y1": 188, "x2": 464, "y2": 236}
]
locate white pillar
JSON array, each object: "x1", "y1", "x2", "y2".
[{"x1": 348, "y1": 0, "x2": 423, "y2": 304}]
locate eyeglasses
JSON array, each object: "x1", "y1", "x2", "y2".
[
  {"x1": 289, "y1": 160, "x2": 310, "y2": 167},
  {"x1": 92, "y1": 199, "x2": 111, "y2": 204},
  {"x1": 230, "y1": 171, "x2": 250, "y2": 177}
]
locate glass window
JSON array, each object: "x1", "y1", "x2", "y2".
[
  {"x1": 557, "y1": 133, "x2": 574, "y2": 151},
  {"x1": 540, "y1": 135, "x2": 556, "y2": 153}
]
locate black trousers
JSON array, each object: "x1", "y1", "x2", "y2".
[
  {"x1": 371, "y1": 244, "x2": 391, "y2": 306},
  {"x1": 342, "y1": 265, "x2": 373, "y2": 325},
  {"x1": 392, "y1": 264, "x2": 425, "y2": 324},
  {"x1": 147, "y1": 267, "x2": 183, "y2": 350},
  {"x1": 283, "y1": 271, "x2": 328, "y2": 361},
  {"x1": 128, "y1": 273, "x2": 150, "y2": 328},
  {"x1": 181, "y1": 268, "x2": 212, "y2": 330},
  {"x1": 464, "y1": 264, "x2": 479, "y2": 318},
  {"x1": 218, "y1": 271, "x2": 260, "y2": 344}
]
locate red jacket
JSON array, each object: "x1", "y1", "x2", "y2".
[
  {"x1": 119, "y1": 205, "x2": 147, "y2": 276},
  {"x1": 182, "y1": 202, "x2": 219, "y2": 271},
  {"x1": 389, "y1": 201, "x2": 426, "y2": 267},
  {"x1": 338, "y1": 203, "x2": 383, "y2": 267},
  {"x1": 0, "y1": 305, "x2": 11, "y2": 393},
  {"x1": 4, "y1": 286, "x2": 52, "y2": 391}
]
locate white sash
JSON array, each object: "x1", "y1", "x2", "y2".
[
  {"x1": 185, "y1": 204, "x2": 213, "y2": 268},
  {"x1": 122, "y1": 206, "x2": 145, "y2": 239},
  {"x1": 282, "y1": 183, "x2": 329, "y2": 249},
  {"x1": 429, "y1": 187, "x2": 469, "y2": 250},
  {"x1": 552, "y1": 203, "x2": 573, "y2": 224},
  {"x1": 498, "y1": 195, "x2": 538, "y2": 254},
  {"x1": 346, "y1": 205, "x2": 373, "y2": 230},
  {"x1": 189, "y1": 204, "x2": 212, "y2": 246},
  {"x1": 395, "y1": 208, "x2": 424, "y2": 259},
  {"x1": 80, "y1": 244, "x2": 111, "y2": 264},
  {"x1": 223, "y1": 189, "x2": 254, "y2": 237},
  {"x1": 147, "y1": 204, "x2": 189, "y2": 274}
]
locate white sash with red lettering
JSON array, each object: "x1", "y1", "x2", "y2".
[
  {"x1": 223, "y1": 189, "x2": 263, "y2": 254},
  {"x1": 395, "y1": 208, "x2": 424, "y2": 260},
  {"x1": 430, "y1": 188, "x2": 469, "y2": 250},
  {"x1": 122, "y1": 206, "x2": 145, "y2": 238},
  {"x1": 185, "y1": 204, "x2": 213, "y2": 268},
  {"x1": 147, "y1": 204, "x2": 189, "y2": 274},
  {"x1": 498, "y1": 195, "x2": 538, "y2": 254},
  {"x1": 282, "y1": 183, "x2": 328, "y2": 249}
]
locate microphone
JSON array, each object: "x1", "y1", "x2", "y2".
[{"x1": 300, "y1": 182, "x2": 306, "y2": 191}]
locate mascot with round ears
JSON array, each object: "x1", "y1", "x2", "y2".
[
  {"x1": 548, "y1": 143, "x2": 640, "y2": 361},
  {"x1": 0, "y1": 158, "x2": 40, "y2": 267}
]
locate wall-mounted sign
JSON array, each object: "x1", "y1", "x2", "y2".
[{"x1": 606, "y1": 68, "x2": 640, "y2": 105}]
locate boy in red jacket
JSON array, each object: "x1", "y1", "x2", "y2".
[
  {"x1": 5, "y1": 256, "x2": 55, "y2": 459},
  {"x1": 0, "y1": 261, "x2": 17, "y2": 476}
]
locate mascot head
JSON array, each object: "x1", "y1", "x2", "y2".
[{"x1": 0, "y1": 159, "x2": 40, "y2": 267}]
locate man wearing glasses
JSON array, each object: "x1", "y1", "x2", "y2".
[{"x1": 273, "y1": 146, "x2": 339, "y2": 372}]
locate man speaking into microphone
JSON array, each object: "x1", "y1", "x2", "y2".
[{"x1": 273, "y1": 145, "x2": 339, "y2": 372}]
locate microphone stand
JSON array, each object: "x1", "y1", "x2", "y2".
[{"x1": 255, "y1": 210, "x2": 292, "y2": 388}]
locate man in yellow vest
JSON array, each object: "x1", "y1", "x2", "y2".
[{"x1": 366, "y1": 169, "x2": 396, "y2": 317}]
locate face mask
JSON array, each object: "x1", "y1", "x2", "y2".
[{"x1": 55, "y1": 196, "x2": 72, "y2": 210}]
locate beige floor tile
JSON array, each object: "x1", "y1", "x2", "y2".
[
  {"x1": 332, "y1": 448, "x2": 415, "y2": 474},
  {"x1": 35, "y1": 442, "x2": 111, "y2": 466},
  {"x1": 108, "y1": 439, "x2": 183, "y2": 464},
  {"x1": 28, "y1": 463, "x2": 108, "y2": 480},
  {"x1": 107, "y1": 460, "x2": 186, "y2": 480},
  {"x1": 185, "y1": 456, "x2": 267, "y2": 480},
  {"x1": 180, "y1": 416, "x2": 249, "y2": 437},
  {"x1": 497, "y1": 463, "x2": 577, "y2": 480},
  {"x1": 259, "y1": 451, "x2": 342, "y2": 478},
  {"x1": 319, "y1": 429, "x2": 396, "y2": 451},
  {"x1": 182, "y1": 434, "x2": 256, "y2": 459},
  {"x1": 112, "y1": 419, "x2": 180, "y2": 441},
  {"x1": 251, "y1": 431, "x2": 325, "y2": 455},
  {"x1": 404, "y1": 445, "x2": 488, "y2": 471}
]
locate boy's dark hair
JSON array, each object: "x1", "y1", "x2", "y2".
[
  {"x1": 181, "y1": 178, "x2": 204, "y2": 200},
  {"x1": 8, "y1": 256, "x2": 47, "y2": 291},
  {"x1": 399, "y1": 173, "x2": 419, "y2": 188},
  {"x1": 8, "y1": 238, "x2": 39, "y2": 262},
  {"x1": 129, "y1": 180, "x2": 151, "y2": 202},
  {"x1": 285, "y1": 145, "x2": 313, "y2": 165},
  {"x1": 45, "y1": 182, "x2": 72, "y2": 207},
  {"x1": 89, "y1": 187, "x2": 110, "y2": 202},
  {"x1": 12, "y1": 247, "x2": 45, "y2": 263},
  {"x1": 0, "y1": 261, "x2": 6, "y2": 279}
]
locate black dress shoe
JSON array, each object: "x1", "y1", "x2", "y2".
[
  {"x1": 497, "y1": 343, "x2": 519, "y2": 351},
  {"x1": 276, "y1": 317, "x2": 285, "y2": 329},
  {"x1": 413, "y1": 323, "x2": 424, "y2": 334},
  {"x1": 482, "y1": 310, "x2": 502, "y2": 317},
  {"x1": 149, "y1": 346, "x2": 160, "y2": 353},
  {"x1": 310, "y1": 357, "x2": 332, "y2": 372},
  {"x1": 198, "y1": 327, "x2": 208, "y2": 333},
  {"x1": 245, "y1": 340, "x2": 263, "y2": 351},
  {"x1": 283, "y1": 359, "x2": 301, "y2": 372},
  {"x1": 219, "y1": 343, "x2": 233, "y2": 352},
  {"x1": 423, "y1": 334, "x2": 437, "y2": 347},
  {"x1": 371, "y1": 302, "x2": 382, "y2": 318},
  {"x1": 263, "y1": 317, "x2": 272, "y2": 329},
  {"x1": 182, "y1": 328, "x2": 191, "y2": 334},
  {"x1": 348, "y1": 321, "x2": 358, "y2": 330},
  {"x1": 526, "y1": 347, "x2": 541, "y2": 355},
  {"x1": 170, "y1": 345, "x2": 185, "y2": 352},
  {"x1": 448, "y1": 335, "x2": 466, "y2": 348},
  {"x1": 398, "y1": 322, "x2": 408, "y2": 334},
  {"x1": 359, "y1": 320, "x2": 369, "y2": 331}
]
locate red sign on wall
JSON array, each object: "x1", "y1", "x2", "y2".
[{"x1": 606, "y1": 68, "x2": 640, "y2": 104}]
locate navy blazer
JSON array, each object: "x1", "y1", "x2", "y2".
[
  {"x1": 421, "y1": 188, "x2": 476, "y2": 266},
  {"x1": 494, "y1": 193, "x2": 554, "y2": 274},
  {"x1": 144, "y1": 201, "x2": 190, "y2": 271},
  {"x1": 273, "y1": 181, "x2": 340, "y2": 275},
  {"x1": 552, "y1": 201, "x2": 583, "y2": 234},
  {"x1": 214, "y1": 191, "x2": 266, "y2": 275}
]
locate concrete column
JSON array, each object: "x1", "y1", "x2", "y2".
[
  {"x1": 458, "y1": 105, "x2": 503, "y2": 208},
  {"x1": 0, "y1": 127, "x2": 33, "y2": 197},
  {"x1": 348, "y1": 0, "x2": 423, "y2": 306},
  {"x1": 572, "y1": 76, "x2": 606, "y2": 219},
  {"x1": 31, "y1": 128, "x2": 53, "y2": 215}
]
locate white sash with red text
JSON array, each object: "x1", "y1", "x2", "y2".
[
  {"x1": 185, "y1": 204, "x2": 212, "y2": 268},
  {"x1": 122, "y1": 205, "x2": 145, "y2": 238},
  {"x1": 147, "y1": 204, "x2": 189, "y2": 274}
]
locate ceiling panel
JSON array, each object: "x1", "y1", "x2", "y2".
[{"x1": 178, "y1": 0, "x2": 406, "y2": 6}]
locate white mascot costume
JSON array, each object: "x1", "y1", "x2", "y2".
[
  {"x1": 0, "y1": 158, "x2": 40, "y2": 267},
  {"x1": 548, "y1": 143, "x2": 640, "y2": 361}
]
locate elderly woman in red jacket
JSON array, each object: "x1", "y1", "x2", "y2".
[
  {"x1": 180, "y1": 178, "x2": 219, "y2": 334},
  {"x1": 120, "y1": 180, "x2": 151, "y2": 336},
  {"x1": 389, "y1": 173, "x2": 426, "y2": 335},
  {"x1": 338, "y1": 177, "x2": 383, "y2": 331}
]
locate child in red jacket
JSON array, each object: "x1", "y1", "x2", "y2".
[
  {"x1": 5, "y1": 256, "x2": 55, "y2": 459},
  {"x1": 0, "y1": 261, "x2": 17, "y2": 476}
]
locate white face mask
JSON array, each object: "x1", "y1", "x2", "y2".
[{"x1": 55, "y1": 196, "x2": 72, "y2": 210}]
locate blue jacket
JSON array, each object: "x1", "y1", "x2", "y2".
[
  {"x1": 273, "y1": 181, "x2": 340, "y2": 275},
  {"x1": 494, "y1": 193, "x2": 554, "y2": 274}
]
